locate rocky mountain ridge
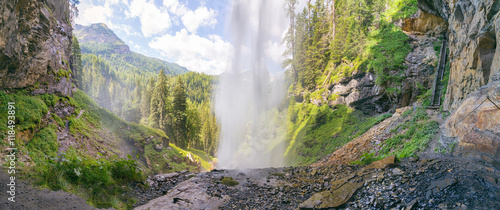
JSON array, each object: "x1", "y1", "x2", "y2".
[
  {"x1": 73, "y1": 23, "x2": 189, "y2": 75},
  {"x1": 74, "y1": 23, "x2": 130, "y2": 54}
]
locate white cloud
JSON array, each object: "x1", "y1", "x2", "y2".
[
  {"x1": 181, "y1": 6, "x2": 217, "y2": 34},
  {"x1": 163, "y1": 0, "x2": 188, "y2": 16},
  {"x1": 149, "y1": 29, "x2": 233, "y2": 75},
  {"x1": 76, "y1": 1, "x2": 113, "y2": 26},
  {"x1": 265, "y1": 40, "x2": 285, "y2": 66},
  {"x1": 127, "y1": 0, "x2": 171, "y2": 37},
  {"x1": 110, "y1": 23, "x2": 141, "y2": 37}
]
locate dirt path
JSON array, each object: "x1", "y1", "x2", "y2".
[{"x1": 0, "y1": 169, "x2": 102, "y2": 210}]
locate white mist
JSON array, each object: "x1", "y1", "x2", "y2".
[{"x1": 215, "y1": 0, "x2": 287, "y2": 169}]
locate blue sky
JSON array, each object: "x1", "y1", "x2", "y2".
[{"x1": 76, "y1": 0, "x2": 309, "y2": 75}]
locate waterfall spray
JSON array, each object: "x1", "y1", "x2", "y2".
[{"x1": 215, "y1": 0, "x2": 287, "y2": 169}]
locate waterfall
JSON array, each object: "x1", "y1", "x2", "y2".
[{"x1": 215, "y1": 0, "x2": 286, "y2": 169}]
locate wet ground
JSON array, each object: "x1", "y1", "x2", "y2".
[{"x1": 134, "y1": 156, "x2": 500, "y2": 209}]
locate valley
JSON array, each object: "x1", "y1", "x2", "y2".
[{"x1": 0, "y1": 0, "x2": 499, "y2": 209}]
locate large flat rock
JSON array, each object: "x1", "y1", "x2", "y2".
[{"x1": 135, "y1": 177, "x2": 229, "y2": 210}]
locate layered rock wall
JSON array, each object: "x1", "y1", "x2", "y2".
[
  {"x1": 0, "y1": 0, "x2": 73, "y2": 95},
  {"x1": 425, "y1": 0, "x2": 500, "y2": 110},
  {"x1": 418, "y1": 0, "x2": 500, "y2": 162}
]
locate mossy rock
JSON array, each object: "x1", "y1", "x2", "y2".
[{"x1": 222, "y1": 177, "x2": 239, "y2": 186}]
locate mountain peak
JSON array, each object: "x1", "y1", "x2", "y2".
[{"x1": 74, "y1": 23, "x2": 130, "y2": 54}]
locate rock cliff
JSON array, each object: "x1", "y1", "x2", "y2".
[
  {"x1": 417, "y1": 0, "x2": 500, "y2": 110},
  {"x1": 414, "y1": 0, "x2": 500, "y2": 162},
  {"x1": 0, "y1": 0, "x2": 73, "y2": 95}
]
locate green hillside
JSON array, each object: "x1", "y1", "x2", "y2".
[{"x1": 0, "y1": 89, "x2": 212, "y2": 209}]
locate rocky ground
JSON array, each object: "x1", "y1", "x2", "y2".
[
  {"x1": 132, "y1": 155, "x2": 500, "y2": 209},
  {"x1": 0, "y1": 169, "x2": 100, "y2": 210},
  {"x1": 0, "y1": 154, "x2": 498, "y2": 209}
]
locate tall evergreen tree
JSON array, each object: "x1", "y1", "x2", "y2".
[
  {"x1": 71, "y1": 36, "x2": 83, "y2": 88},
  {"x1": 149, "y1": 69, "x2": 169, "y2": 132},
  {"x1": 282, "y1": 0, "x2": 298, "y2": 82},
  {"x1": 140, "y1": 77, "x2": 155, "y2": 125},
  {"x1": 172, "y1": 77, "x2": 188, "y2": 148}
]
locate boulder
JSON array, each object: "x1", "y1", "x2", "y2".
[
  {"x1": 327, "y1": 72, "x2": 391, "y2": 115},
  {"x1": 153, "y1": 172, "x2": 180, "y2": 182},
  {"x1": 442, "y1": 80, "x2": 500, "y2": 162},
  {"x1": 402, "y1": 9, "x2": 448, "y2": 36},
  {"x1": 135, "y1": 178, "x2": 229, "y2": 210},
  {"x1": 365, "y1": 156, "x2": 397, "y2": 170},
  {"x1": 154, "y1": 144, "x2": 163, "y2": 152},
  {"x1": 299, "y1": 181, "x2": 363, "y2": 209}
]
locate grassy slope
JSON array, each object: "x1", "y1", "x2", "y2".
[
  {"x1": 0, "y1": 89, "x2": 212, "y2": 209},
  {"x1": 285, "y1": 103, "x2": 392, "y2": 165}
]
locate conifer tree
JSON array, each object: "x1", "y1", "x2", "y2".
[
  {"x1": 282, "y1": 0, "x2": 298, "y2": 82},
  {"x1": 71, "y1": 36, "x2": 83, "y2": 88},
  {"x1": 149, "y1": 69, "x2": 169, "y2": 131},
  {"x1": 140, "y1": 77, "x2": 155, "y2": 125},
  {"x1": 172, "y1": 77, "x2": 188, "y2": 148}
]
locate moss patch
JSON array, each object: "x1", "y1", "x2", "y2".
[{"x1": 222, "y1": 177, "x2": 239, "y2": 186}]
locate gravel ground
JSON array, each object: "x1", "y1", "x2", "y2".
[{"x1": 0, "y1": 169, "x2": 102, "y2": 210}]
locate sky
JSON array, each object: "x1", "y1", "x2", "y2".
[{"x1": 76, "y1": 0, "x2": 309, "y2": 75}]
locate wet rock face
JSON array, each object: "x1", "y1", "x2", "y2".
[
  {"x1": 443, "y1": 80, "x2": 500, "y2": 162},
  {"x1": 399, "y1": 36, "x2": 440, "y2": 107},
  {"x1": 0, "y1": 0, "x2": 73, "y2": 95},
  {"x1": 442, "y1": 0, "x2": 500, "y2": 110}
]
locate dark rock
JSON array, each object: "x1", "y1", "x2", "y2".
[
  {"x1": 406, "y1": 198, "x2": 418, "y2": 210},
  {"x1": 154, "y1": 144, "x2": 163, "y2": 152},
  {"x1": 426, "y1": 176, "x2": 457, "y2": 198},
  {"x1": 299, "y1": 181, "x2": 363, "y2": 209}
]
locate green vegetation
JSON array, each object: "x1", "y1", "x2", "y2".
[
  {"x1": 378, "y1": 101, "x2": 439, "y2": 159},
  {"x1": 283, "y1": 0, "x2": 417, "y2": 90},
  {"x1": 351, "y1": 152, "x2": 380, "y2": 165},
  {"x1": 285, "y1": 103, "x2": 392, "y2": 165},
  {"x1": 26, "y1": 124, "x2": 59, "y2": 160},
  {"x1": 77, "y1": 52, "x2": 219, "y2": 155},
  {"x1": 36, "y1": 150, "x2": 143, "y2": 209},
  {"x1": 143, "y1": 143, "x2": 212, "y2": 174},
  {"x1": 279, "y1": 0, "x2": 422, "y2": 167},
  {"x1": 222, "y1": 177, "x2": 239, "y2": 186},
  {"x1": 0, "y1": 88, "x2": 213, "y2": 209},
  {"x1": 270, "y1": 173, "x2": 285, "y2": 177},
  {"x1": 0, "y1": 90, "x2": 49, "y2": 134},
  {"x1": 367, "y1": 23, "x2": 411, "y2": 86}
]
